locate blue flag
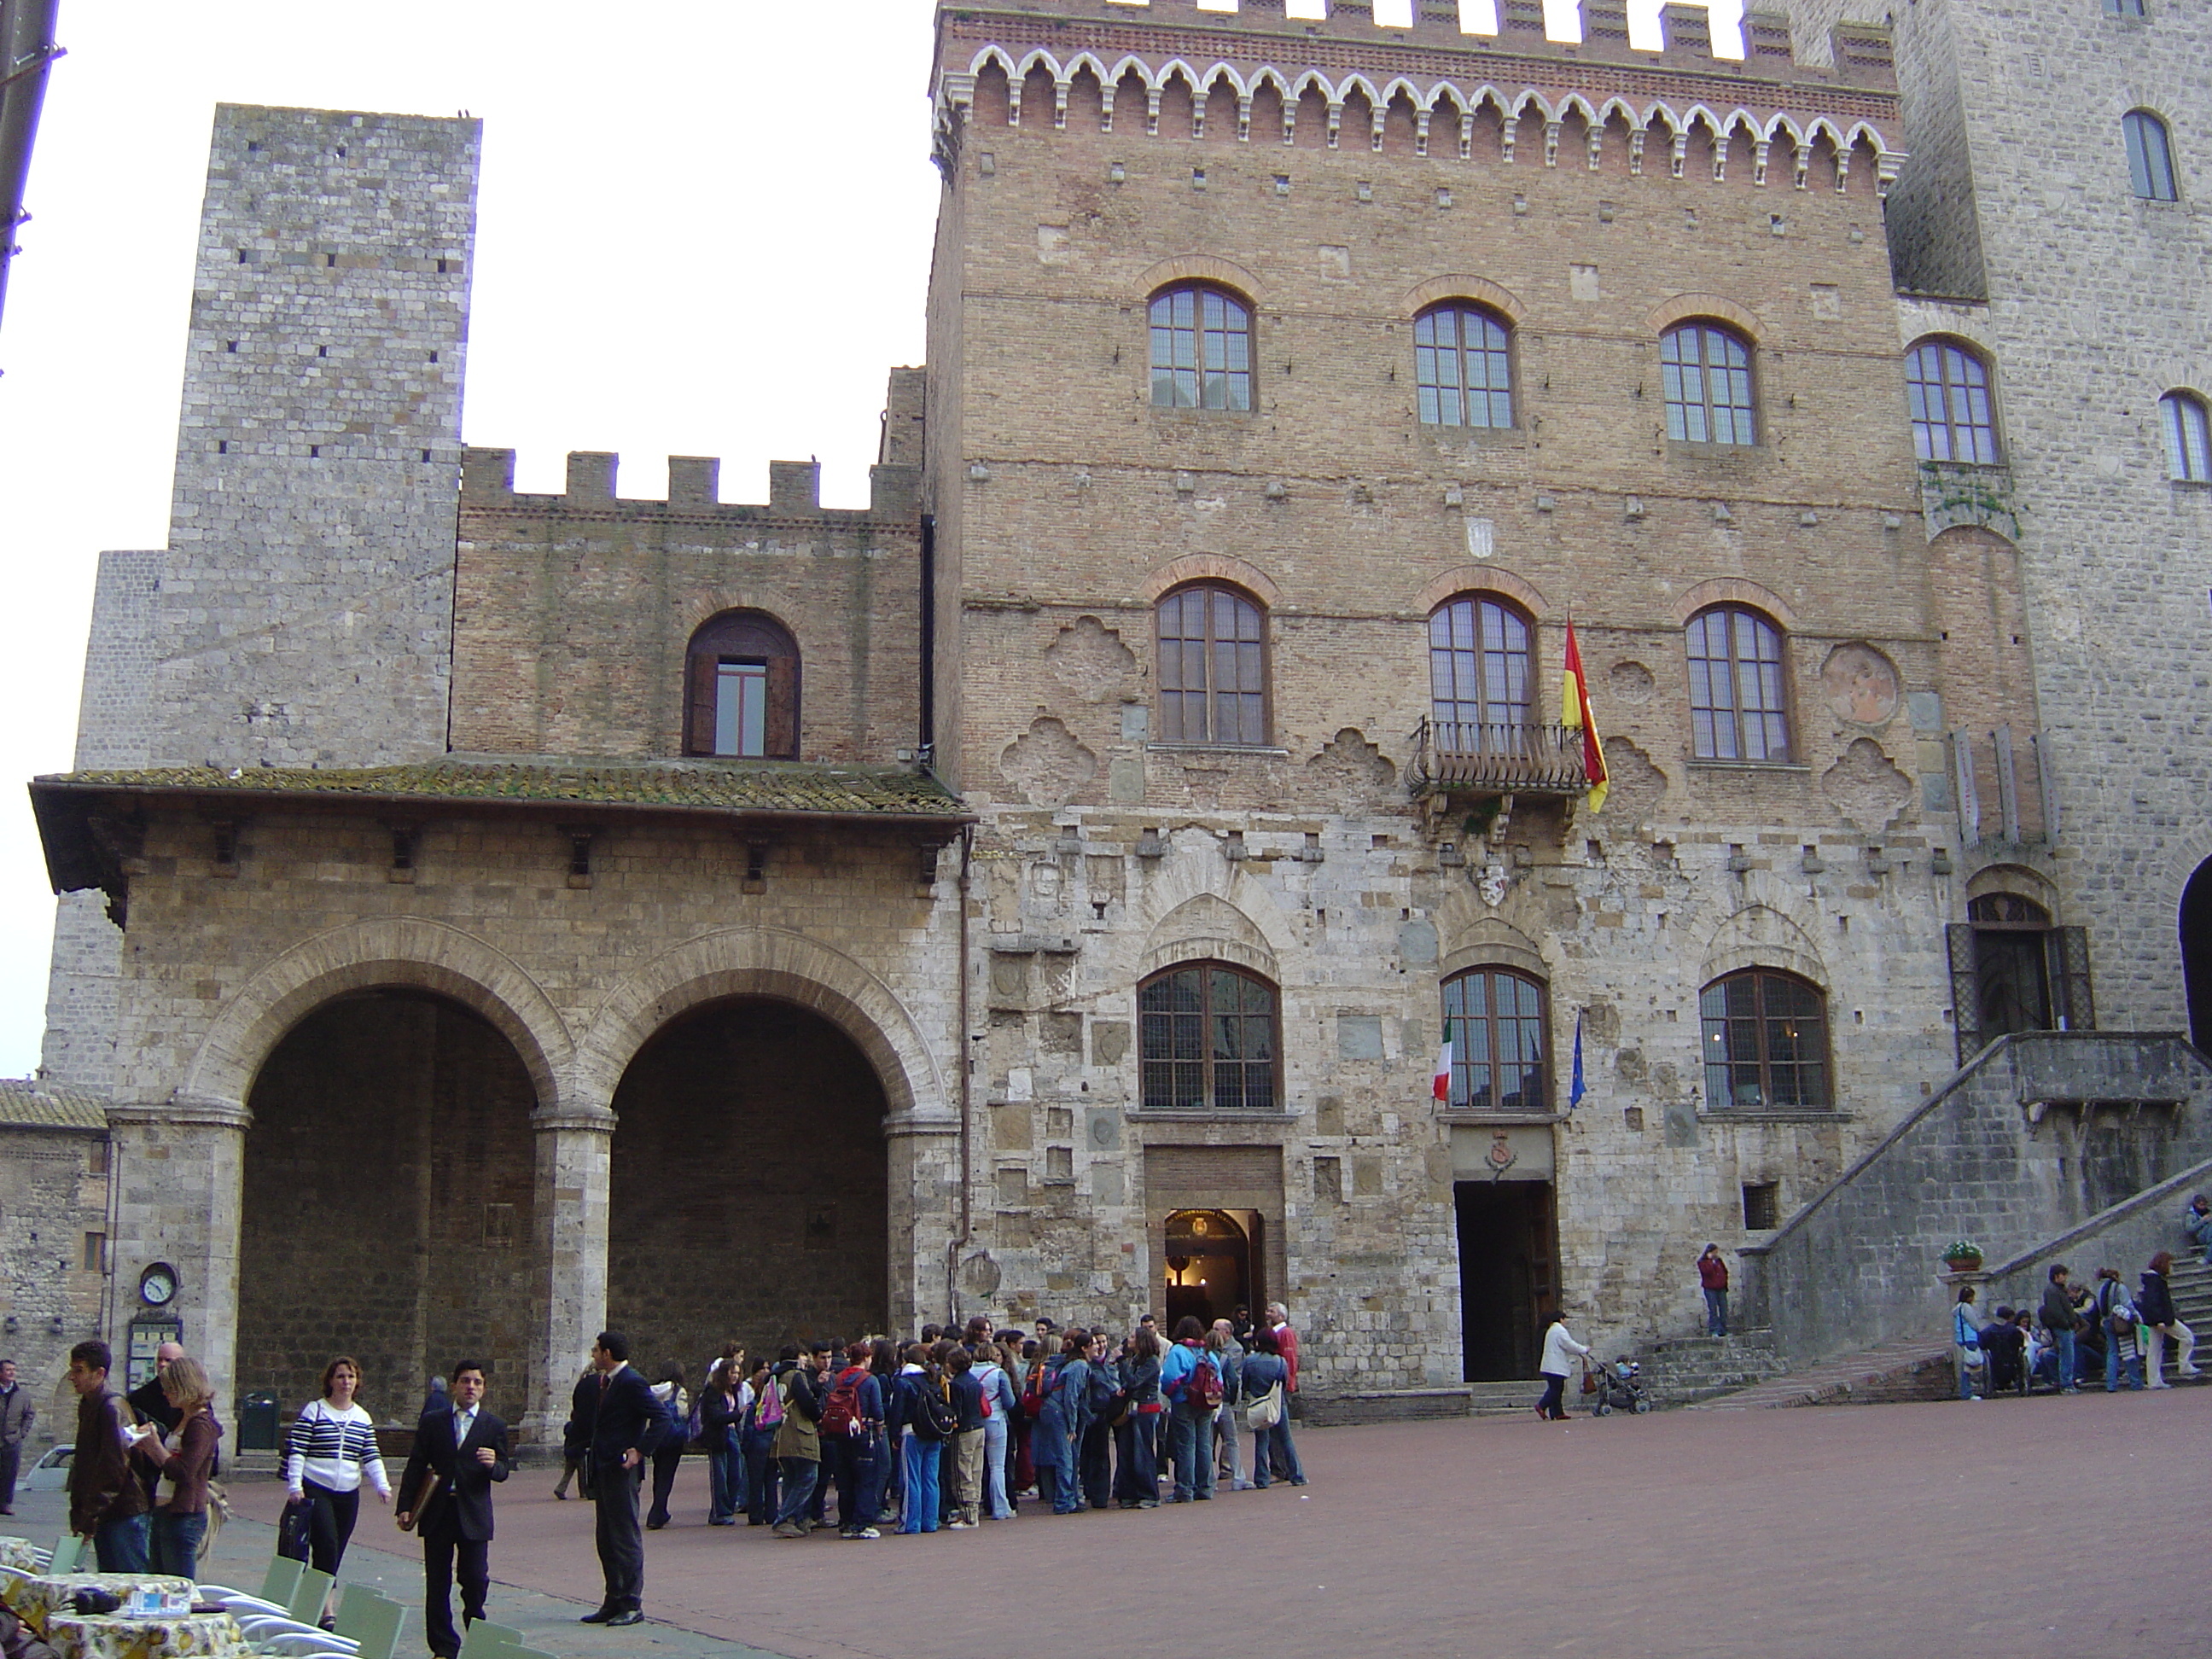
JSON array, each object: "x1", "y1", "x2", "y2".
[{"x1": 1569, "y1": 1009, "x2": 1586, "y2": 1109}]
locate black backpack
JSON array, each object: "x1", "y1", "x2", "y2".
[{"x1": 909, "y1": 1370, "x2": 958, "y2": 1440}]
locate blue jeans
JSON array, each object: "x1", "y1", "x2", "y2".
[
  {"x1": 772, "y1": 1457, "x2": 818, "y2": 1528},
  {"x1": 1251, "y1": 1417, "x2": 1304, "y2": 1486},
  {"x1": 2052, "y1": 1329, "x2": 2077, "y2": 1388},
  {"x1": 149, "y1": 1510, "x2": 205, "y2": 1576},
  {"x1": 1167, "y1": 1405, "x2": 1214, "y2": 1500},
  {"x1": 742, "y1": 1429, "x2": 777, "y2": 1523},
  {"x1": 899, "y1": 1434, "x2": 940, "y2": 1534},
  {"x1": 1704, "y1": 1288, "x2": 1728, "y2": 1337},
  {"x1": 1957, "y1": 1348, "x2": 1979, "y2": 1399},
  {"x1": 981, "y1": 1415, "x2": 1010, "y2": 1519},
  {"x1": 707, "y1": 1430, "x2": 742, "y2": 1521},
  {"x1": 93, "y1": 1511, "x2": 150, "y2": 1573}
]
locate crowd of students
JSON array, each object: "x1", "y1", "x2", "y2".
[
  {"x1": 1952, "y1": 1252, "x2": 2200, "y2": 1398},
  {"x1": 602, "y1": 1305, "x2": 1309, "y2": 1540}
]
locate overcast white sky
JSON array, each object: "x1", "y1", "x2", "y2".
[{"x1": 0, "y1": 0, "x2": 1736, "y2": 1079}]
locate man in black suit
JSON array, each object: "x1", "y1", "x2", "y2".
[
  {"x1": 395, "y1": 1361, "x2": 510, "y2": 1659},
  {"x1": 562, "y1": 1330, "x2": 662, "y2": 1628}
]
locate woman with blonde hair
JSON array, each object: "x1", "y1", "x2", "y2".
[{"x1": 138, "y1": 1356, "x2": 221, "y2": 1574}]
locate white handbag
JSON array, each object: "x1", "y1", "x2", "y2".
[{"x1": 1244, "y1": 1381, "x2": 1284, "y2": 1431}]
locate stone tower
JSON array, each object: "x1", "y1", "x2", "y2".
[
  {"x1": 40, "y1": 105, "x2": 480, "y2": 1091},
  {"x1": 1865, "y1": 0, "x2": 2212, "y2": 1038}
]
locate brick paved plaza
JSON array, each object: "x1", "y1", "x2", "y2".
[{"x1": 133, "y1": 1395, "x2": 2194, "y2": 1659}]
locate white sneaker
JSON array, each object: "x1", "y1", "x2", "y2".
[{"x1": 946, "y1": 1519, "x2": 974, "y2": 1529}]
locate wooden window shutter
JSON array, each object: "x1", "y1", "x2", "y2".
[
  {"x1": 765, "y1": 655, "x2": 799, "y2": 759},
  {"x1": 2052, "y1": 926, "x2": 2096, "y2": 1032},
  {"x1": 684, "y1": 653, "x2": 719, "y2": 755},
  {"x1": 1947, "y1": 923, "x2": 1982, "y2": 1065}
]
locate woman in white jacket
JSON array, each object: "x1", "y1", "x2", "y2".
[{"x1": 1536, "y1": 1313, "x2": 1591, "y2": 1421}]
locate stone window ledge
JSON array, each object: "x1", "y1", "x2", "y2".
[
  {"x1": 1124, "y1": 1109, "x2": 1299, "y2": 1125},
  {"x1": 1146, "y1": 742, "x2": 1291, "y2": 759},
  {"x1": 1697, "y1": 1109, "x2": 1848, "y2": 1124},
  {"x1": 1685, "y1": 760, "x2": 1812, "y2": 776},
  {"x1": 1435, "y1": 1110, "x2": 1563, "y2": 1126}
]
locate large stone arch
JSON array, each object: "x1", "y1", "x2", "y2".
[
  {"x1": 573, "y1": 927, "x2": 947, "y2": 1124},
  {"x1": 178, "y1": 917, "x2": 573, "y2": 1118}
]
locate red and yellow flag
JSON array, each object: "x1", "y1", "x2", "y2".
[{"x1": 1562, "y1": 618, "x2": 1609, "y2": 813}]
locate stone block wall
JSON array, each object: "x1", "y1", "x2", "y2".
[
  {"x1": 1741, "y1": 1033, "x2": 2212, "y2": 1363},
  {"x1": 451, "y1": 446, "x2": 922, "y2": 765},
  {"x1": 0, "y1": 1119, "x2": 110, "y2": 1429}
]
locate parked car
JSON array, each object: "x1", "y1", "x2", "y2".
[{"x1": 25, "y1": 1445, "x2": 71, "y2": 1492}]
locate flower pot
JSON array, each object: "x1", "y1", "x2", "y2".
[{"x1": 1944, "y1": 1255, "x2": 1983, "y2": 1274}]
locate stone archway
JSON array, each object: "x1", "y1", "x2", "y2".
[{"x1": 236, "y1": 988, "x2": 540, "y2": 1415}]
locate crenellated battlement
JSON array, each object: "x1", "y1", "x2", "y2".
[
  {"x1": 458, "y1": 449, "x2": 922, "y2": 525},
  {"x1": 934, "y1": 0, "x2": 1900, "y2": 189}
]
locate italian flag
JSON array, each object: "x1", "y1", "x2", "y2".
[
  {"x1": 1433, "y1": 1039, "x2": 1452, "y2": 1103},
  {"x1": 1562, "y1": 617, "x2": 1610, "y2": 814}
]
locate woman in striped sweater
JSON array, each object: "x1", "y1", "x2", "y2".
[{"x1": 282, "y1": 1357, "x2": 390, "y2": 1595}]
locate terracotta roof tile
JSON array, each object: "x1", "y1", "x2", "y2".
[{"x1": 0, "y1": 1078, "x2": 108, "y2": 1131}]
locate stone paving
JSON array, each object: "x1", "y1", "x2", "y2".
[{"x1": 11, "y1": 1394, "x2": 2208, "y2": 1659}]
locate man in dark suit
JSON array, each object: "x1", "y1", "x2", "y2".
[
  {"x1": 395, "y1": 1361, "x2": 510, "y2": 1659},
  {"x1": 562, "y1": 1330, "x2": 662, "y2": 1627}
]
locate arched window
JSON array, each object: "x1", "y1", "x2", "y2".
[
  {"x1": 2162, "y1": 391, "x2": 2211, "y2": 481},
  {"x1": 683, "y1": 610, "x2": 799, "y2": 758},
  {"x1": 2124, "y1": 110, "x2": 2178, "y2": 201},
  {"x1": 1686, "y1": 607, "x2": 1790, "y2": 762},
  {"x1": 1156, "y1": 584, "x2": 1267, "y2": 745},
  {"x1": 1138, "y1": 963, "x2": 1280, "y2": 1112},
  {"x1": 1700, "y1": 969, "x2": 1830, "y2": 1109},
  {"x1": 1150, "y1": 284, "x2": 1253, "y2": 410},
  {"x1": 1428, "y1": 595, "x2": 1534, "y2": 750},
  {"x1": 1660, "y1": 322, "x2": 1756, "y2": 445},
  {"x1": 1441, "y1": 968, "x2": 1548, "y2": 1112},
  {"x1": 1906, "y1": 339, "x2": 2001, "y2": 464},
  {"x1": 1414, "y1": 305, "x2": 1513, "y2": 428}
]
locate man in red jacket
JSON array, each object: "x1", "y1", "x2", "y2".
[
  {"x1": 1698, "y1": 1245, "x2": 1731, "y2": 1337},
  {"x1": 1266, "y1": 1304, "x2": 1300, "y2": 1393}
]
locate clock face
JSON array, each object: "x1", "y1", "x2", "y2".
[{"x1": 139, "y1": 1264, "x2": 178, "y2": 1307}]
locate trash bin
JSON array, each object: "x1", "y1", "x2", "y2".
[{"x1": 238, "y1": 1391, "x2": 279, "y2": 1451}]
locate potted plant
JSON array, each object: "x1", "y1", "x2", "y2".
[{"x1": 1942, "y1": 1238, "x2": 1984, "y2": 1273}]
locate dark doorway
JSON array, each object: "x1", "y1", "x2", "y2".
[
  {"x1": 239, "y1": 992, "x2": 538, "y2": 1414},
  {"x1": 1970, "y1": 893, "x2": 2054, "y2": 1039},
  {"x1": 1162, "y1": 1208, "x2": 1251, "y2": 1331},
  {"x1": 2185, "y1": 860, "x2": 2212, "y2": 1052},
  {"x1": 1454, "y1": 1181, "x2": 1557, "y2": 1382},
  {"x1": 608, "y1": 998, "x2": 888, "y2": 1371}
]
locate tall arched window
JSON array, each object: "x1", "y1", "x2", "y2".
[
  {"x1": 683, "y1": 610, "x2": 799, "y2": 758},
  {"x1": 1686, "y1": 607, "x2": 1791, "y2": 761},
  {"x1": 1441, "y1": 967, "x2": 1548, "y2": 1112},
  {"x1": 1414, "y1": 304, "x2": 1514, "y2": 428},
  {"x1": 1156, "y1": 584, "x2": 1267, "y2": 745},
  {"x1": 1700, "y1": 969, "x2": 1830, "y2": 1109},
  {"x1": 1906, "y1": 339, "x2": 2001, "y2": 463},
  {"x1": 2162, "y1": 391, "x2": 2211, "y2": 481},
  {"x1": 1660, "y1": 322, "x2": 1756, "y2": 445},
  {"x1": 1429, "y1": 595, "x2": 1534, "y2": 751},
  {"x1": 1150, "y1": 284, "x2": 1253, "y2": 410},
  {"x1": 1138, "y1": 963, "x2": 1280, "y2": 1112},
  {"x1": 2123, "y1": 110, "x2": 2178, "y2": 201}
]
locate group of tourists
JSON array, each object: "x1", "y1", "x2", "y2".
[
  {"x1": 1952, "y1": 1249, "x2": 2201, "y2": 1398},
  {"x1": 555, "y1": 1303, "x2": 1307, "y2": 1623}
]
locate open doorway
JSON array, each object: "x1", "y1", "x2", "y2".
[
  {"x1": 1162, "y1": 1208, "x2": 1257, "y2": 1332},
  {"x1": 1454, "y1": 1181, "x2": 1557, "y2": 1381},
  {"x1": 2186, "y1": 859, "x2": 2212, "y2": 1053}
]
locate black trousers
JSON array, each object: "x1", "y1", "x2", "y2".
[
  {"x1": 421, "y1": 1515, "x2": 489, "y2": 1658},
  {"x1": 591, "y1": 1462, "x2": 644, "y2": 1612},
  {"x1": 1080, "y1": 1419, "x2": 1114, "y2": 1509},
  {"x1": 644, "y1": 1446, "x2": 684, "y2": 1527},
  {"x1": 302, "y1": 1481, "x2": 360, "y2": 1576},
  {"x1": 0, "y1": 1442, "x2": 18, "y2": 1511}
]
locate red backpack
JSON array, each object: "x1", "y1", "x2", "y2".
[
  {"x1": 1020, "y1": 1360, "x2": 1049, "y2": 1419},
  {"x1": 818, "y1": 1365, "x2": 869, "y2": 1439},
  {"x1": 1187, "y1": 1351, "x2": 1225, "y2": 1410}
]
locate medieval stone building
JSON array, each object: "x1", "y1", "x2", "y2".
[{"x1": 18, "y1": 0, "x2": 2208, "y2": 1436}]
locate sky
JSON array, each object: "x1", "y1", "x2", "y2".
[{"x1": 0, "y1": 0, "x2": 1738, "y2": 1080}]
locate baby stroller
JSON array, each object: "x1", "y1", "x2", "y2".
[{"x1": 1586, "y1": 1357, "x2": 1654, "y2": 1416}]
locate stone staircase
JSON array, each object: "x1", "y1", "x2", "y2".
[
  {"x1": 1685, "y1": 1336, "x2": 1956, "y2": 1409},
  {"x1": 1633, "y1": 1329, "x2": 1790, "y2": 1406},
  {"x1": 2169, "y1": 1256, "x2": 2212, "y2": 1332}
]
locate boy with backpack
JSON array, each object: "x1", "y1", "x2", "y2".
[
  {"x1": 818, "y1": 1342, "x2": 883, "y2": 1540},
  {"x1": 894, "y1": 1345, "x2": 956, "y2": 1534},
  {"x1": 768, "y1": 1348, "x2": 823, "y2": 1539},
  {"x1": 946, "y1": 1348, "x2": 986, "y2": 1529}
]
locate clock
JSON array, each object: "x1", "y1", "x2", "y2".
[{"x1": 138, "y1": 1263, "x2": 178, "y2": 1307}]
